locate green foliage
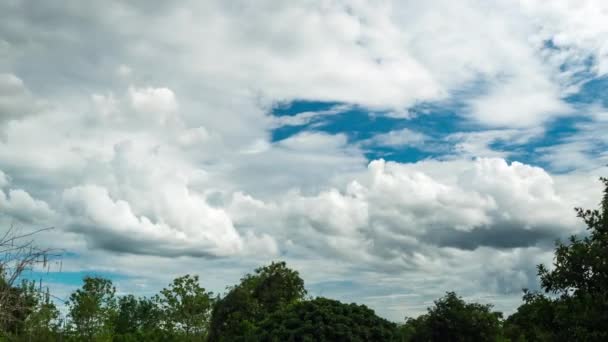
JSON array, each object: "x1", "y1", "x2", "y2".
[
  {"x1": 113, "y1": 295, "x2": 163, "y2": 341},
  {"x1": 19, "y1": 281, "x2": 60, "y2": 341},
  {"x1": 0, "y1": 282, "x2": 33, "y2": 336},
  {"x1": 208, "y1": 261, "x2": 307, "y2": 341},
  {"x1": 0, "y1": 280, "x2": 60, "y2": 341},
  {"x1": 67, "y1": 276, "x2": 117, "y2": 341},
  {"x1": 400, "y1": 292, "x2": 503, "y2": 342},
  {"x1": 258, "y1": 297, "x2": 399, "y2": 341},
  {"x1": 155, "y1": 274, "x2": 214, "y2": 341},
  {"x1": 503, "y1": 291, "x2": 557, "y2": 341}
]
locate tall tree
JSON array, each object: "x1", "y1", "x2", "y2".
[
  {"x1": 208, "y1": 261, "x2": 307, "y2": 341},
  {"x1": 67, "y1": 276, "x2": 117, "y2": 341},
  {"x1": 399, "y1": 292, "x2": 503, "y2": 342},
  {"x1": 19, "y1": 280, "x2": 60, "y2": 342},
  {"x1": 155, "y1": 274, "x2": 214, "y2": 340}
]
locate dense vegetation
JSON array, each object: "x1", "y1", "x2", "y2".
[{"x1": 1, "y1": 177, "x2": 607, "y2": 341}]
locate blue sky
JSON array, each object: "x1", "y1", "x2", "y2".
[
  {"x1": 2, "y1": 0, "x2": 608, "y2": 321},
  {"x1": 270, "y1": 74, "x2": 607, "y2": 171}
]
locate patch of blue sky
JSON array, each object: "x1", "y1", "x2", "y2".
[
  {"x1": 272, "y1": 100, "x2": 342, "y2": 117},
  {"x1": 20, "y1": 270, "x2": 129, "y2": 287},
  {"x1": 493, "y1": 76, "x2": 608, "y2": 170},
  {"x1": 543, "y1": 38, "x2": 597, "y2": 87},
  {"x1": 565, "y1": 75, "x2": 608, "y2": 107},
  {"x1": 269, "y1": 73, "x2": 607, "y2": 167},
  {"x1": 491, "y1": 115, "x2": 594, "y2": 170},
  {"x1": 363, "y1": 146, "x2": 434, "y2": 164},
  {"x1": 270, "y1": 99, "x2": 483, "y2": 163}
]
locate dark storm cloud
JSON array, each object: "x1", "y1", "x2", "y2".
[{"x1": 422, "y1": 222, "x2": 561, "y2": 250}]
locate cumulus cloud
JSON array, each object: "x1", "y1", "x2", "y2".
[
  {"x1": 228, "y1": 158, "x2": 588, "y2": 267},
  {"x1": 0, "y1": 170, "x2": 54, "y2": 223},
  {"x1": 62, "y1": 184, "x2": 244, "y2": 257}
]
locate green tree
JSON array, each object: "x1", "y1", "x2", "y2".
[
  {"x1": 208, "y1": 261, "x2": 307, "y2": 341},
  {"x1": 18, "y1": 281, "x2": 60, "y2": 342},
  {"x1": 506, "y1": 177, "x2": 608, "y2": 341},
  {"x1": 67, "y1": 276, "x2": 117, "y2": 341},
  {"x1": 258, "y1": 297, "x2": 399, "y2": 341},
  {"x1": 400, "y1": 292, "x2": 503, "y2": 342},
  {"x1": 503, "y1": 291, "x2": 557, "y2": 342},
  {"x1": 0, "y1": 282, "x2": 32, "y2": 337},
  {"x1": 114, "y1": 295, "x2": 163, "y2": 342},
  {"x1": 155, "y1": 274, "x2": 214, "y2": 341}
]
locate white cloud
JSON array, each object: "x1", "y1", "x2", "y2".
[
  {"x1": 446, "y1": 128, "x2": 541, "y2": 159},
  {"x1": 63, "y1": 184, "x2": 245, "y2": 257},
  {"x1": 129, "y1": 86, "x2": 178, "y2": 124},
  {"x1": 467, "y1": 74, "x2": 571, "y2": 127},
  {"x1": 0, "y1": 170, "x2": 54, "y2": 223},
  {"x1": 519, "y1": 0, "x2": 608, "y2": 75},
  {"x1": 270, "y1": 104, "x2": 352, "y2": 128},
  {"x1": 227, "y1": 158, "x2": 591, "y2": 266},
  {"x1": 364, "y1": 128, "x2": 428, "y2": 148}
]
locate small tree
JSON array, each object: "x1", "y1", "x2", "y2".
[{"x1": 0, "y1": 225, "x2": 59, "y2": 336}]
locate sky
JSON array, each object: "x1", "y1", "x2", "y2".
[{"x1": 1, "y1": 0, "x2": 608, "y2": 321}]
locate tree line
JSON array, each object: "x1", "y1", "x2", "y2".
[{"x1": 1, "y1": 177, "x2": 607, "y2": 341}]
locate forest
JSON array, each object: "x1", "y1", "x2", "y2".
[{"x1": 1, "y1": 177, "x2": 607, "y2": 341}]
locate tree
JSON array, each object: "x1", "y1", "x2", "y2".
[
  {"x1": 113, "y1": 295, "x2": 163, "y2": 342},
  {"x1": 258, "y1": 297, "x2": 399, "y2": 341},
  {"x1": 503, "y1": 291, "x2": 557, "y2": 342},
  {"x1": 1, "y1": 226, "x2": 59, "y2": 334},
  {"x1": 400, "y1": 292, "x2": 503, "y2": 342},
  {"x1": 155, "y1": 274, "x2": 214, "y2": 341},
  {"x1": 67, "y1": 276, "x2": 117, "y2": 341},
  {"x1": 208, "y1": 261, "x2": 307, "y2": 341},
  {"x1": 17, "y1": 280, "x2": 61, "y2": 342},
  {"x1": 538, "y1": 178, "x2": 608, "y2": 297},
  {"x1": 506, "y1": 177, "x2": 608, "y2": 341}
]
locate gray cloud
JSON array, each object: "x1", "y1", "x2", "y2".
[{"x1": 421, "y1": 223, "x2": 558, "y2": 250}]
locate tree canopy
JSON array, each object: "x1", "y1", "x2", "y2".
[
  {"x1": 399, "y1": 292, "x2": 503, "y2": 342},
  {"x1": 208, "y1": 261, "x2": 307, "y2": 341},
  {"x1": 258, "y1": 297, "x2": 398, "y2": 341}
]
